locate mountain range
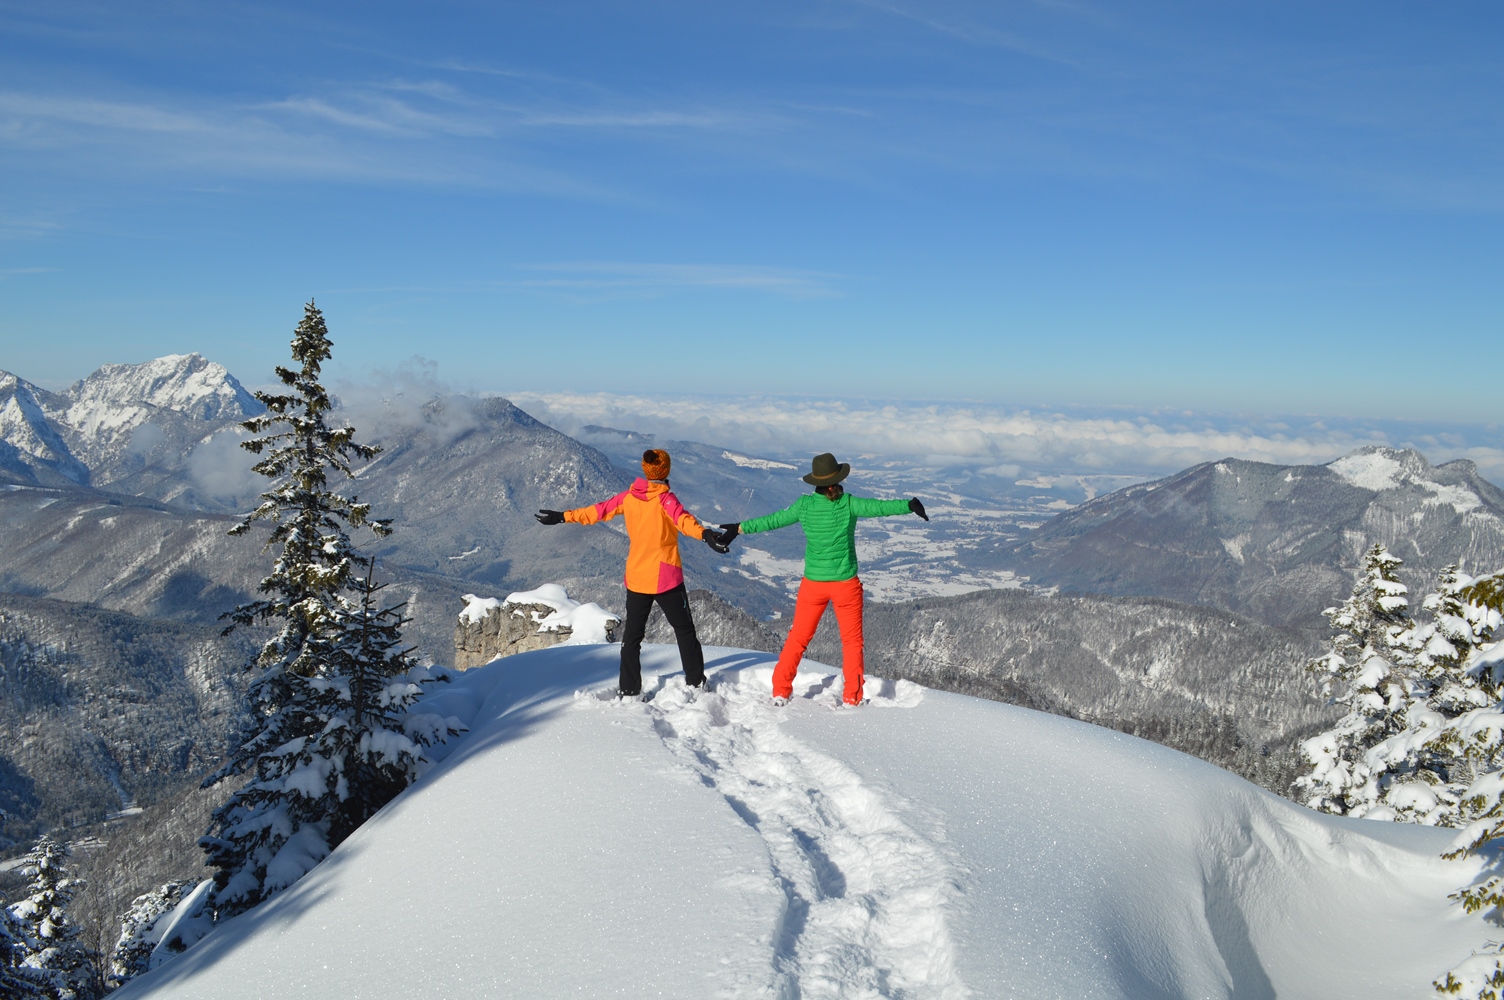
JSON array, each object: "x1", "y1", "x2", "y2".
[
  {"x1": 1003, "y1": 447, "x2": 1504, "y2": 627},
  {"x1": 4, "y1": 351, "x2": 1504, "y2": 861}
]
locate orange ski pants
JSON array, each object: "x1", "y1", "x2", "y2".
[{"x1": 772, "y1": 576, "x2": 865, "y2": 705}]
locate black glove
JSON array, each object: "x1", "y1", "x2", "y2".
[
  {"x1": 535, "y1": 509, "x2": 565, "y2": 525},
  {"x1": 719, "y1": 523, "x2": 741, "y2": 543},
  {"x1": 704, "y1": 527, "x2": 732, "y2": 554},
  {"x1": 908, "y1": 498, "x2": 929, "y2": 521}
]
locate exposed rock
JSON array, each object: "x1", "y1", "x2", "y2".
[{"x1": 454, "y1": 590, "x2": 620, "y2": 669}]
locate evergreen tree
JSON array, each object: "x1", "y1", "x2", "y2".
[
  {"x1": 1, "y1": 904, "x2": 46, "y2": 999},
  {"x1": 1429, "y1": 570, "x2": 1504, "y2": 997},
  {"x1": 318, "y1": 562, "x2": 455, "y2": 847},
  {"x1": 1295, "y1": 544, "x2": 1415, "y2": 815},
  {"x1": 107, "y1": 880, "x2": 195, "y2": 988},
  {"x1": 201, "y1": 301, "x2": 453, "y2": 920},
  {"x1": 1362, "y1": 566, "x2": 1503, "y2": 825},
  {"x1": 6, "y1": 836, "x2": 96, "y2": 1000}
]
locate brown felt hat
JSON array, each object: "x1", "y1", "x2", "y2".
[
  {"x1": 642, "y1": 448, "x2": 671, "y2": 480},
  {"x1": 802, "y1": 452, "x2": 850, "y2": 487}
]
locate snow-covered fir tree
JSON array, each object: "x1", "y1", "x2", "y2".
[
  {"x1": 201, "y1": 301, "x2": 455, "y2": 921},
  {"x1": 318, "y1": 562, "x2": 456, "y2": 847},
  {"x1": 107, "y1": 880, "x2": 196, "y2": 988},
  {"x1": 1, "y1": 903, "x2": 46, "y2": 999},
  {"x1": 6, "y1": 836, "x2": 96, "y2": 1000},
  {"x1": 1362, "y1": 565, "x2": 1503, "y2": 825},
  {"x1": 1429, "y1": 570, "x2": 1504, "y2": 998},
  {"x1": 1295, "y1": 544, "x2": 1415, "y2": 816}
]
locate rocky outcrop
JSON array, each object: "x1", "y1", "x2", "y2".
[{"x1": 453, "y1": 588, "x2": 619, "y2": 669}]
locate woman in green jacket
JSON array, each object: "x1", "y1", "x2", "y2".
[{"x1": 720, "y1": 453, "x2": 928, "y2": 705}]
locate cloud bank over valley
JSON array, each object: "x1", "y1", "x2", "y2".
[{"x1": 505, "y1": 390, "x2": 1504, "y2": 486}]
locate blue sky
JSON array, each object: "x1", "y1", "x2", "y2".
[{"x1": 2, "y1": 1, "x2": 1502, "y2": 425}]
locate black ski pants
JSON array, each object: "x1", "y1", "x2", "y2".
[{"x1": 619, "y1": 584, "x2": 705, "y2": 695}]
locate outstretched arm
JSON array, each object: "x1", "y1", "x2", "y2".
[
  {"x1": 849, "y1": 496, "x2": 915, "y2": 519},
  {"x1": 536, "y1": 490, "x2": 628, "y2": 527},
  {"x1": 739, "y1": 502, "x2": 801, "y2": 535}
]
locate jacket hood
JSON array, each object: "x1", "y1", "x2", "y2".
[{"x1": 629, "y1": 477, "x2": 668, "y2": 500}]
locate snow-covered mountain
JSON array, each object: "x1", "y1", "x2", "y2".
[
  {"x1": 1005, "y1": 446, "x2": 1504, "y2": 626},
  {"x1": 0, "y1": 354, "x2": 262, "y2": 504},
  {"x1": 60, "y1": 353, "x2": 260, "y2": 434},
  {"x1": 50, "y1": 353, "x2": 262, "y2": 488},
  {"x1": 0, "y1": 357, "x2": 789, "y2": 619},
  {"x1": 115, "y1": 644, "x2": 1486, "y2": 999},
  {"x1": 0, "y1": 372, "x2": 90, "y2": 487}
]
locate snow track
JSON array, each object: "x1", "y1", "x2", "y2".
[{"x1": 581, "y1": 667, "x2": 967, "y2": 1000}]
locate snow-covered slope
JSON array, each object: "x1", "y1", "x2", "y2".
[
  {"x1": 0, "y1": 371, "x2": 89, "y2": 486},
  {"x1": 119, "y1": 646, "x2": 1485, "y2": 999}
]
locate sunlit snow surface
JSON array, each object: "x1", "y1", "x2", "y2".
[{"x1": 120, "y1": 645, "x2": 1487, "y2": 999}]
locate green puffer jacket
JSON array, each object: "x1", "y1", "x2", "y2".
[{"x1": 740, "y1": 492, "x2": 911, "y2": 582}]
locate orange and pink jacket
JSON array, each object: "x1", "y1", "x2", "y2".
[{"x1": 564, "y1": 478, "x2": 706, "y2": 594}]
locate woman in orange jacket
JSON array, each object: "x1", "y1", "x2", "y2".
[{"x1": 536, "y1": 448, "x2": 729, "y2": 697}]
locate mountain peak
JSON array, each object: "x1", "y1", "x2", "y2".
[
  {"x1": 1326, "y1": 446, "x2": 1436, "y2": 492},
  {"x1": 69, "y1": 353, "x2": 261, "y2": 423},
  {"x1": 0, "y1": 370, "x2": 89, "y2": 485}
]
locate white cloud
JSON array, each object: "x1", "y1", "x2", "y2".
[
  {"x1": 504, "y1": 390, "x2": 1504, "y2": 485},
  {"x1": 188, "y1": 426, "x2": 259, "y2": 501},
  {"x1": 332, "y1": 359, "x2": 485, "y2": 451}
]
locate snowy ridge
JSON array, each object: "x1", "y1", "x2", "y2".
[
  {"x1": 117, "y1": 643, "x2": 1490, "y2": 1000},
  {"x1": 0, "y1": 371, "x2": 89, "y2": 483},
  {"x1": 65, "y1": 353, "x2": 259, "y2": 427},
  {"x1": 48, "y1": 353, "x2": 262, "y2": 470},
  {"x1": 1328, "y1": 446, "x2": 1487, "y2": 514},
  {"x1": 722, "y1": 450, "x2": 797, "y2": 470}
]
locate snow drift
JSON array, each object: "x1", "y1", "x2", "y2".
[{"x1": 118, "y1": 645, "x2": 1490, "y2": 999}]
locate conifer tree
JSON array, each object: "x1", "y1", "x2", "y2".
[
  {"x1": 1295, "y1": 544, "x2": 1415, "y2": 815},
  {"x1": 1429, "y1": 570, "x2": 1504, "y2": 997},
  {"x1": 107, "y1": 881, "x2": 195, "y2": 988},
  {"x1": 318, "y1": 562, "x2": 454, "y2": 847},
  {"x1": 6, "y1": 836, "x2": 96, "y2": 1000},
  {"x1": 1, "y1": 904, "x2": 46, "y2": 999},
  {"x1": 201, "y1": 301, "x2": 454, "y2": 920},
  {"x1": 1362, "y1": 566, "x2": 1503, "y2": 825}
]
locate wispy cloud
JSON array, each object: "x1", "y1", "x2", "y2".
[
  {"x1": 504, "y1": 390, "x2": 1504, "y2": 486},
  {"x1": 0, "y1": 88, "x2": 617, "y2": 193},
  {"x1": 513, "y1": 262, "x2": 844, "y2": 298},
  {"x1": 848, "y1": 0, "x2": 1081, "y2": 66}
]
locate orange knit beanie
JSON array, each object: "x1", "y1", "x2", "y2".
[{"x1": 642, "y1": 448, "x2": 671, "y2": 480}]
